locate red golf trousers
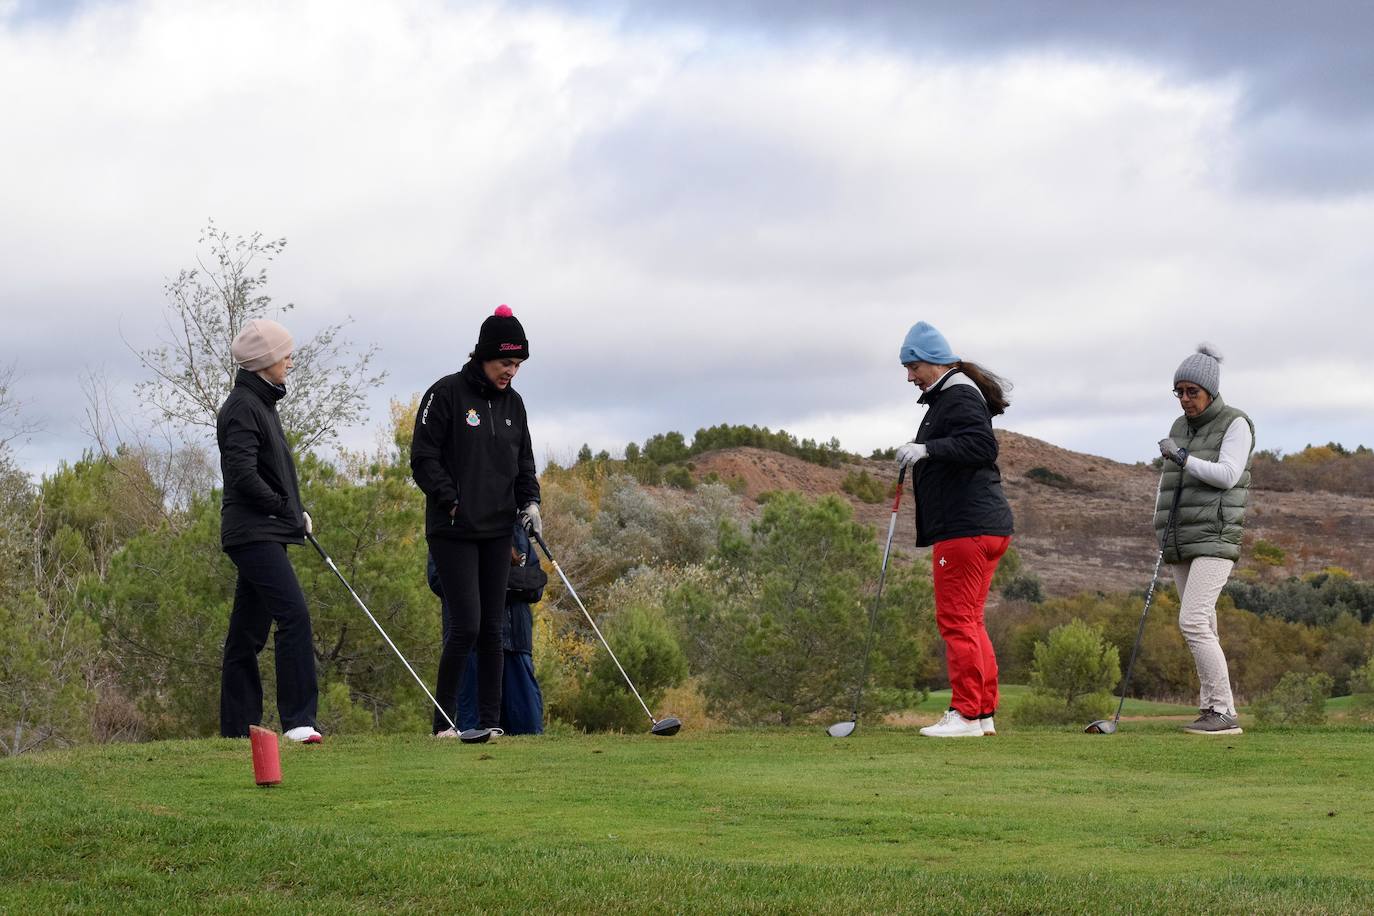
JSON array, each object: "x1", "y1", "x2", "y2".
[{"x1": 932, "y1": 534, "x2": 1011, "y2": 719}]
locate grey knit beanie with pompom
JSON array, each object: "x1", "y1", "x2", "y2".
[{"x1": 1174, "y1": 344, "x2": 1222, "y2": 397}]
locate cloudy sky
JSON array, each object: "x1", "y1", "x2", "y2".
[{"x1": 2, "y1": 0, "x2": 1372, "y2": 476}]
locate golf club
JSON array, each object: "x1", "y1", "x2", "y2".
[
  {"x1": 827, "y1": 465, "x2": 907, "y2": 738},
  {"x1": 529, "y1": 530, "x2": 682, "y2": 737},
  {"x1": 1085, "y1": 477, "x2": 1183, "y2": 735},
  {"x1": 307, "y1": 533, "x2": 459, "y2": 735}
]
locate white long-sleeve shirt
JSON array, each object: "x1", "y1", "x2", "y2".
[{"x1": 1182, "y1": 417, "x2": 1253, "y2": 489}]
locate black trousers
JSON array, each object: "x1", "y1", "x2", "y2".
[
  {"x1": 220, "y1": 541, "x2": 319, "y2": 737},
  {"x1": 428, "y1": 534, "x2": 512, "y2": 732}
]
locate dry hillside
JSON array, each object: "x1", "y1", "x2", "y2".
[{"x1": 688, "y1": 432, "x2": 1374, "y2": 596}]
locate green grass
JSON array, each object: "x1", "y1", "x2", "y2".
[
  {"x1": 914, "y1": 685, "x2": 1199, "y2": 718},
  {"x1": 5, "y1": 725, "x2": 1374, "y2": 914}
]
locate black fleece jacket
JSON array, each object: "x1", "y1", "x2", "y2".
[
  {"x1": 911, "y1": 369, "x2": 1014, "y2": 548},
  {"x1": 216, "y1": 369, "x2": 306, "y2": 549},
  {"x1": 410, "y1": 360, "x2": 540, "y2": 539}
]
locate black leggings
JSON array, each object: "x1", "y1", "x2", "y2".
[{"x1": 428, "y1": 534, "x2": 512, "y2": 732}]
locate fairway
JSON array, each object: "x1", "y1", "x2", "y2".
[{"x1": 4, "y1": 727, "x2": 1374, "y2": 914}]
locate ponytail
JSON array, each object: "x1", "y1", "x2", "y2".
[{"x1": 956, "y1": 361, "x2": 1011, "y2": 417}]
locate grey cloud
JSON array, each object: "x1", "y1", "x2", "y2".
[{"x1": 538, "y1": 0, "x2": 1374, "y2": 194}]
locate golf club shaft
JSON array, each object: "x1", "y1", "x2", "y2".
[
  {"x1": 1110, "y1": 547, "x2": 1164, "y2": 723},
  {"x1": 531, "y1": 532, "x2": 659, "y2": 725},
  {"x1": 1110, "y1": 478, "x2": 1184, "y2": 724},
  {"x1": 847, "y1": 466, "x2": 907, "y2": 722},
  {"x1": 307, "y1": 534, "x2": 457, "y2": 732}
]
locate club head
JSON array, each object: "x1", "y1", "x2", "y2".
[
  {"x1": 651, "y1": 717, "x2": 682, "y2": 737},
  {"x1": 1084, "y1": 719, "x2": 1117, "y2": 735},
  {"x1": 826, "y1": 721, "x2": 856, "y2": 738},
  {"x1": 459, "y1": 728, "x2": 493, "y2": 744}
]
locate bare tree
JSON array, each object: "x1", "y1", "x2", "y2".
[
  {"x1": 130, "y1": 220, "x2": 386, "y2": 450},
  {"x1": 81, "y1": 370, "x2": 217, "y2": 530},
  {"x1": 0, "y1": 363, "x2": 40, "y2": 453}
]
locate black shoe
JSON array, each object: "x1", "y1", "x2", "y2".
[{"x1": 1183, "y1": 708, "x2": 1242, "y2": 735}]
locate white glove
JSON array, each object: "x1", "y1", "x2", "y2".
[
  {"x1": 895, "y1": 442, "x2": 928, "y2": 469},
  {"x1": 520, "y1": 502, "x2": 542, "y2": 537},
  {"x1": 303, "y1": 510, "x2": 314, "y2": 535}
]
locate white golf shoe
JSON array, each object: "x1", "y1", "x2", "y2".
[
  {"x1": 919, "y1": 709, "x2": 983, "y2": 738},
  {"x1": 284, "y1": 726, "x2": 322, "y2": 744},
  {"x1": 980, "y1": 716, "x2": 997, "y2": 736}
]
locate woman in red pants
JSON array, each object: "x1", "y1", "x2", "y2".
[{"x1": 894, "y1": 321, "x2": 1014, "y2": 738}]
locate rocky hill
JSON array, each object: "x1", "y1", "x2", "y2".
[{"x1": 689, "y1": 432, "x2": 1374, "y2": 596}]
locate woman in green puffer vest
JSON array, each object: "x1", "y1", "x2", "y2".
[{"x1": 1156, "y1": 345, "x2": 1253, "y2": 736}]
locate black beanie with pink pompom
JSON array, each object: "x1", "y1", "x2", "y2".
[{"x1": 473, "y1": 304, "x2": 528, "y2": 361}]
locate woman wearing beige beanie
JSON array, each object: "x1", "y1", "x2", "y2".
[{"x1": 216, "y1": 318, "x2": 322, "y2": 744}]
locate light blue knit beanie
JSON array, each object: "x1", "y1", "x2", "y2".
[{"x1": 899, "y1": 321, "x2": 959, "y2": 365}]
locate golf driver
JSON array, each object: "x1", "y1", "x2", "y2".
[
  {"x1": 529, "y1": 531, "x2": 682, "y2": 737},
  {"x1": 827, "y1": 465, "x2": 907, "y2": 738},
  {"x1": 307, "y1": 533, "x2": 461, "y2": 736},
  {"x1": 1085, "y1": 477, "x2": 1183, "y2": 735}
]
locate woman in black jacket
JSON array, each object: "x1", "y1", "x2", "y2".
[
  {"x1": 894, "y1": 321, "x2": 1014, "y2": 739},
  {"x1": 217, "y1": 318, "x2": 321, "y2": 743},
  {"x1": 411, "y1": 305, "x2": 541, "y2": 742}
]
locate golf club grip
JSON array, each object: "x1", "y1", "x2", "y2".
[
  {"x1": 531, "y1": 530, "x2": 554, "y2": 562},
  {"x1": 892, "y1": 465, "x2": 907, "y2": 511}
]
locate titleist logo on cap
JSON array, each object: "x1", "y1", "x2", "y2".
[{"x1": 499, "y1": 343, "x2": 523, "y2": 351}]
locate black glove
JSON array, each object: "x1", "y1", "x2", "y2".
[{"x1": 1158, "y1": 438, "x2": 1188, "y2": 467}]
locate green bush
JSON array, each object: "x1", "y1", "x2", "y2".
[
  {"x1": 1011, "y1": 690, "x2": 1114, "y2": 726},
  {"x1": 662, "y1": 465, "x2": 695, "y2": 491},
  {"x1": 841, "y1": 470, "x2": 889, "y2": 504},
  {"x1": 1349, "y1": 657, "x2": 1374, "y2": 724},
  {"x1": 1002, "y1": 574, "x2": 1045, "y2": 604},
  {"x1": 1251, "y1": 539, "x2": 1286, "y2": 567},
  {"x1": 561, "y1": 605, "x2": 688, "y2": 732},
  {"x1": 667, "y1": 492, "x2": 935, "y2": 725},
  {"x1": 1009, "y1": 619, "x2": 1119, "y2": 726},
  {"x1": 1251, "y1": 671, "x2": 1334, "y2": 726},
  {"x1": 1025, "y1": 466, "x2": 1074, "y2": 489}
]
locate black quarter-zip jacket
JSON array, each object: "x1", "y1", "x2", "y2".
[
  {"x1": 911, "y1": 369, "x2": 1014, "y2": 548},
  {"x1": 411, "y1": 360, "x2": 540, "y2": 539},
  {"x1": 216, "y1": 368, "x2": 307, "y2": 549}
]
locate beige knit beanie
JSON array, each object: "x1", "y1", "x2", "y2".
[{"x1": 231, "y1": 319, "x2": 294, "y2": 371}]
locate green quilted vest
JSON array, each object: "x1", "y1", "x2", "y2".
[{"x1": 1154, "y1": 396, "x2": 1255, "y2": 563}]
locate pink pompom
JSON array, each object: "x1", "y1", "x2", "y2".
[{"x1": 494, "y1": 304, "x2": 513, "y2": 317}]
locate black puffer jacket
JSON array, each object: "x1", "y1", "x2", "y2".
[
  {"x1": 911, "y1": 369, "x2": 1014, "y2": 548},
  {"x1": 411, "y1": 360, "x2": 540, "y2": 539},
  {"x1": 216, "y1": 369, "x2": 306, "y2": 549}
]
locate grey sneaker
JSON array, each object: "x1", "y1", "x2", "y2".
[{"x1": 1183, "y1": 708, "x2": 1242, "y2": 736}]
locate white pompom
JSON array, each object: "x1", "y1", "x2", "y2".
[{"x1": 1196, "y1": 342, "x2": 1223, "y2": 363}]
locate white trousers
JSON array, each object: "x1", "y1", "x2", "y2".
[{"x1": 1170, "y1": 556, "x2": 1237, "y2": 717}]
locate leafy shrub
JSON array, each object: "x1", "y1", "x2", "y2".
[
  {"x1": 1025, "y1": 466, "x2": 1073, "y2": 489},
  {"x1": 1009, "y1": 619, "x2": 1119, "y2": 725},
  {"x1": 1348, "y1": 657, "x2": 1374, "y2": 724},
  {"x1": 841, "y1": 470, "x2": 889, "y2": 504},
  {"x1": 558, "y1": 604, "x2": 688, "y2": 732},
  {"x1": 1002, "y1": 574, "x2": 1045, "y2": 604},
  {"x1": 667, "y1": 492, "x2": 934, "y2": 724},
  {"x1": 1251, "y1": 539, "x2": 1286, "y2": 567},
  {"x1": 1250, "y1": 443, "x2": 1374, "y2": 497},
  {"x1": 662, "y1": 465, "x2": 695, "y2": 491},
  {"x1": 1224, "y1": 569, "x2": 1374, "y2": 625},
  {"x1": 1251, "y1": 671, "x2": 1334, "y2": 726},
  {"x1": 869, "y1": 447, "x2": 897, "y2": 461}
]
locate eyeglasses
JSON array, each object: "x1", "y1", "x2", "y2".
[{"x1": 1172, "y1": 386, "x2": 1204, "y2": 400}]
